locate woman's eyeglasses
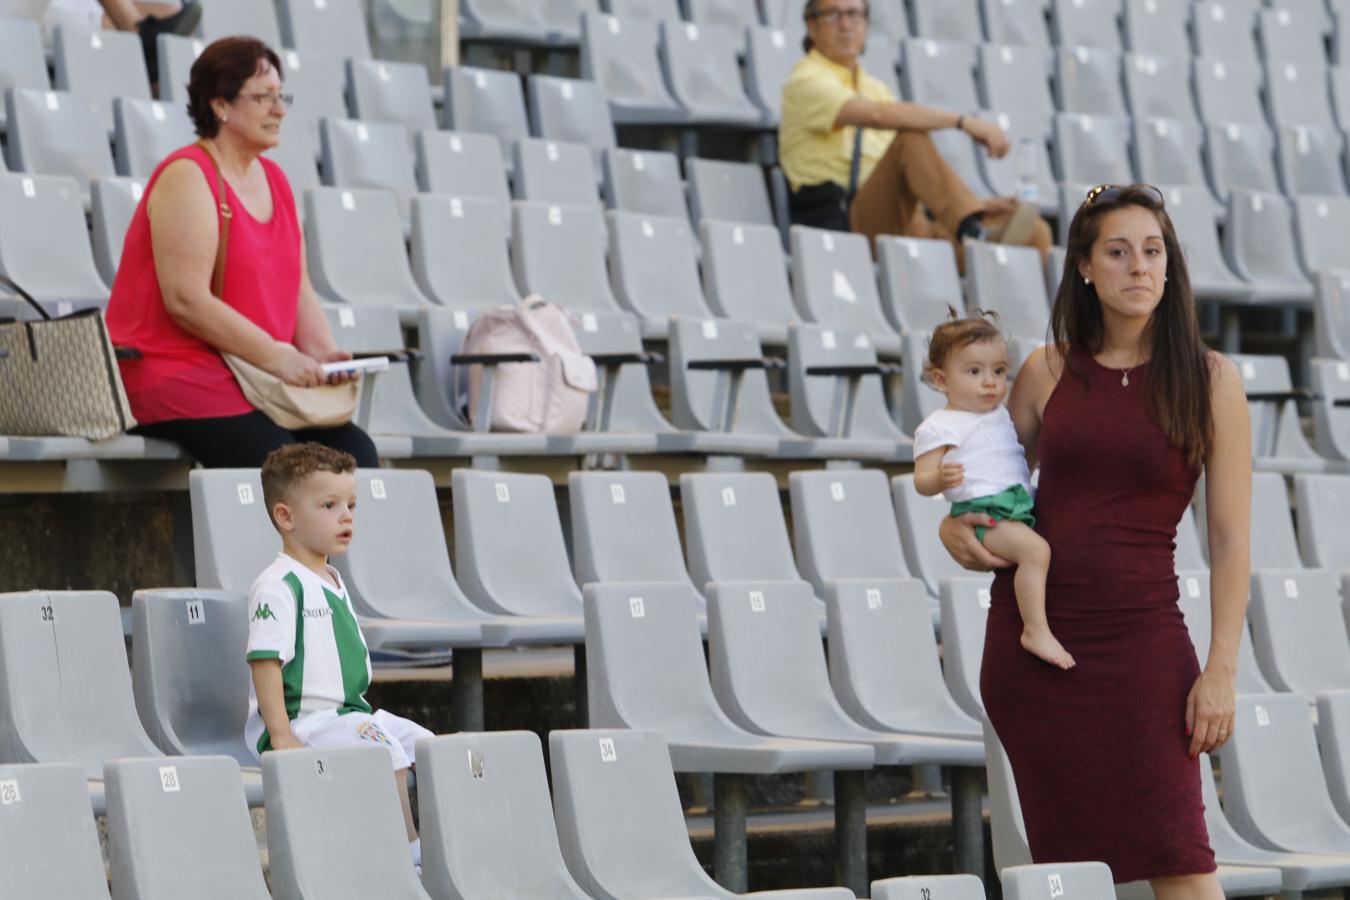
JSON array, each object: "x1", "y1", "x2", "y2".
[
  {"x1": 1084, "y1": 184, "x2": 1165, "y2": 207},
  {"x1": 241, "y1": 92, "x2": 294, "y2": 110}
]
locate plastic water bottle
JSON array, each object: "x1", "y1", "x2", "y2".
[{"x1": 1015, "y1": 138, "x2": 1038, "y2": 204}]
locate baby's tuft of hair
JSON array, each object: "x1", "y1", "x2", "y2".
[
  {"x1": 260, "y1": 443, "x2": 357, "y2": 529},
  {"x1": 923, "y1": 307, "x2": 1006, "y2": 384}
]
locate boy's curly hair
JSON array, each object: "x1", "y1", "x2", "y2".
[
  {"x1": 261, "y1": 443, "x2": 357, "y2": 527},
  {"x1": 923, "y1": 307, "x2": 1005, "y2": 385}
]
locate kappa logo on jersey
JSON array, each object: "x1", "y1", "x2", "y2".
[
  {"x1": 252, "y1": 603, "x2": 277, "y2": 622},
  {"x1": 356, "y1": 721, "x2": 394, "y2": 746}
]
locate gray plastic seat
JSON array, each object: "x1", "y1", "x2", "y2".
[
  {"x1": 1051, "y1": 0, "x2": 1122, "y2": 50},
  {"x1": 304, "y1": 187, "x2": 432, "y2": 308},
  {"x1": 563, "y1": 309, "x2": 671, "y2": 454},
  {"x1": 1052, "y1": 113, "x2": 1134, "y2": 186},
  {"x1": 686, "y1": 0, "x2": 760, "y2": 26},
  {"x1": 154, "y1": 34, "x2": 205, "y2": 102},
  {"x1": 1001, "y1": 863, "x2": 1117, "y2": 899},
  {"x1": 528, "y1": 74, "x2": 616, "y2": 169},
  {"x1": 1132, "y1": 117, "x2": 1216, "y2": 204},
  {"x1": 415, "y1": 129, "x2": 511, "y2": 238},
  {"x1": 1162, "y1": 184, "x2": 1250, "y2": 302},
  {"x1": 875, "y1": 235, "x2": 963, "y2": 335},
  {"x1": 1223, "y1": 190, "x2": 1314, "y2": 305},
  {"x1": 0, "y1": 16, "x2": 49, "y2": 131},
  {"x1": 660, "y1": 20, "x2": 761, "y2": 126},
  {"x1": 1198, "y1": 470, "x2": 1304, "y2": 569},
  {"x1": 687, "y1": 157, "x2": 776, "y2": 228},
  {"x1": 1333, "y1": 64, "x2": 1350, "y2": 125},
  {"x1": 609, "y1": 210, "x2": 711, "y2": 331},
  {"x1": 1194, "y1": 57, "x2": 1267, "y2": 126},
  {"x1": 106, "y1": 755, "x2": 271, "y2": 900},
  {"x1": 460, "y1": 0, "x2": 598, "y2": 45},
  {"x1": 264, "y1": 128, "x2": 321, "y2": 213},
  {"x1": 1220, "y1": 692, "x2": 1350, "y2": 854},
  {"x1": 0, "y1": 763, "x2": 112, "y2": 899},
  {"x1": 319, "y1": 117, "x2": 417, "y2": 227},
  {"x1": 1295, "y1": 472, "x2": 1350, "y2": 578},
  {"x1": 52, "y1": 25, "x2": 149, "y2": 134},
  {"x1": 0, "y1": 172, "x2": 111, "y2": 317},
  {"x1": 1229, "y1": 353, "x2": 1330, "y2": 474},
  {"x1": 410, "y1": 194, "x2": 519, "y2": 309},
  {"x1": 1193, "y1": 1, "x2": 1262, "y2": 66},
  {"x1": 415, "y1": 732, "x2": 592, "y2": 900},
  {"x1": 275, "y1": 48, "x2": 347, "y2": 153},
  {"x1": 902, "y1": 39, "x2": 979, "y2": 113},
  {"x1": 5, "y1": 88, "x2": 115, "y2": 200},
  {"x1": 1267, "y1": 60, "x2": 1336, "y2": 129},
  {"x1": 681, "y1": 472, "x2": 814, "y2": 597},
  {"x1": 745, "y1": 24, "x2": 798, "y2": 124},
  {"x1": 514, "y1": 136, "x2": 601, "y2": 207},
  {"x1": 1055, "y1": 46, "x2": 1127, "y2": 116},
  {"x1": 1123, "y1": 53, "x2": 1199, "y2": 122},
  {"x1": 130, "y1": 589, "x2": 256, "y2": 766},
  {"x1": 871, "y1": 875, "x2": 985, "y2": 900},
  {"x1": 0, "y1": 591, "x2": 162, "y2": 778},
  {"x1": 443, "y1": 65, "x2": 529, "y2": 167},
  {"x1": 1315, "y1": 689, "x2": 1350, "y2": 829},
  {"x1": 1176, "y1": 572, "x2": 1273, "y2": 695},
  {"x1": 580, "y1": 12, "x2": 686, "y2": 125},
  {"x1": 348, "y1": 58, "x2": 437, "y2": 135},
  {"x1": 264, "y1": 746, "x2": 429, "y2": 900},
  {"x1": 569, "y1": 470, "x2": 701, "y2": 592},
  {"x1": 513, "y1": 201, "x2": 623, "y2": 313},
  {"x1": 786, "y1": 324, "x2": 910, "y2": 454},
  {"x1": 90, "y1": 175, "x2": 142, "y2": 286},
  {"x1": 965, "y1": 241, "x2": 1050, "y2": 359},
  {"x1": 910, "y1": 0, "x2": 983, "y2": 42},
  {"x1": 1313, "y1": 273, "x2": 1350, "y2": 358},
  {"x1": 939, "y1": 577, "x2": 995, "y2": 718},
  {"x1": 980, "y1": 113, "x2": 1059, "y2": 212},
  {"x1": 550, "y1": 729, "x2": 856, "y2": 899},
  {"x1": 1204, "y1": 121, "x2": 1281, "y2": 201},
  {"x1": 278, "y1": 0, "x2": 372, "y2": 58},
  {"x1": 113, "y1": 97, "x2": 194, "y2": 178},
  {"x1": 976, "y1": 44, "x2": 1055, "y2": 136},
  {"x1": 981, "y1": 0, "x2": 1052, "y2": 56},
  {"x1": 1121, "y1": 0, "x2": 1192, "y2": 62},
  {"x1": 1259, "y1": 6, "x2": 1327, "y2": 61},
  {"x1": 201, "y1": 0, "x2": 282, "y2": 45},
  {"x1": 789, "y1": 226, "x2": 901, "y2": 355},
  {"x1": 606, "y1": 0, "x2": 683, "y2": 19},
  {"x1": 892, "y1": 474, "x2": 976, "y2": 599},
  {"x1": 1247, "y1": 569, "x2": 1350, "y2": 696},
  {"x1": 1309, "y1": 357, "x2": 1350, "y2": 458},
  {"x1": 860, "y1": 33, "x2": 902, "y2": 98},
  {"x1": 700, "y1": 219, "x2": 800, "y2": 343},
  {"x1": 602, "y1": 147, "x2": 688, "y2": 219},
  {"x1": 1278, "y1": 125, "x2": 1348, "y2": 196}
]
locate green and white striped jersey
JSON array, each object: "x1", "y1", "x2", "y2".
[{"x1": 245, "y1": 553, "x2": 372, "y2": 754}]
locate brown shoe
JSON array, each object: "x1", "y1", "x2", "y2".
[{"x1": 986, "y1": 201, "x2": 1039, "y2": 248}]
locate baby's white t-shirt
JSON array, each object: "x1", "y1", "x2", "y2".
[{"x1": 912, "y1": 405, "x2": 1032, "y2": 503}]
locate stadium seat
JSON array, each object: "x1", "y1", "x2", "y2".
[
  {"x1": 1297, "y1": 196, "x2": 1350, "y2": 279},
  {"x1": 154, "y1": 33, "x2": 203, "y2": 103},
  {"x1": 318, "y1": 118, "x2": 417, "y2": 226},
  {"x1": 0, "y1": 763, "x2": 112, "y2": 898},
  {"x1": 106, "y1": 755, "x2": 271, "y2": 899},
  {"x1": 276, "y1": 48, "x2": 347, "y2": 152},
  {"x1": 52, "y1": 25, "x2": 149, "y2": 134},
  {"x1": 0, "y1": 591, "x2": 162, "y2": 777},
  {"x1": 1121, "y1": 0, "x2": 1192, "y2": 61},
  {"x1": 264, "y1": 127, "x2": 320, "y2": 202},
  {"x1": 910, "y1": 0, "x2": 984, "y2": 43},
  {"x1": 90, "y1": 175, "x2": 141, "y2": 286},
  {"x1": 687, "y1": 157, "x2": 777, "y2": 228},
  {"x1": 606, "y1": 0, "x2": 683, "y2": 18},
  {"x1": 976, "y1": 44, "x2": 1055, "y2": 136},
  {"x1": 1193, "y1": 1, "x2": 1262, "y2": 66},
  {"x1": 0, "y1": 172, "x2": 110, "y2": 316},
  {"x1": 983, "y1": 721, "x2": 1032, "y2": 868},
  {"x1": 1162, "y1": 184, "x2": 1250, "y2": 302},
  {"x1": 304, "y1": 187, "x2": 432, "y2": 308},
  {"x1": 580, "y1": 12, "x2": 686, "y2": 125},
  {"x1": 1247, "y1": 570, "x2": 1350, "y2": 696},
  {"x1": 513, "y1": 201, "x2": 623, "y2": 313},
  {"x1": 460, "y1": 0, "x2": 598, "y2": 45},
  {"x1": 789, "y1": 226, "x2": 901, "y2": 355},
  {"x1": 1267, "y1": 60, "x2": 1336, "y2": 129},
  {"x1": 263, "y1": 746, "x2": 429, "y2": 900},
  {"x1": 113, "y1": 97, "x2": 193, "y2": 178},
  {"x1": 981, "y1": 0, "x2": 1052, "y2": 56},
  {"x1": 347, "y1": 58, "x2": 437, "y2": 135},
  {"x1": 1313, "y1": 273, "x2": 1350, "y2": 358},
  {"x1": 980, "y1": 112, "x2": 1059, "y2": 211},
  {"x1": 1052, "y1": 113, "x2": 1134, "y2": 186},
  {"x1": 1055, "y1": 46, "x2": 1127, "y2": 116},
  {"x1": 415, "y1": 732, "x2": 592, "y2": 900},
  {"x1": 872, "y1": 875, "x2": 986, "y2": 900},
  {"x1": 442, "y1": 65, "x2": 529, "y2": 164},
  {"x1": 1278, "y1": 125, "x2": 1348, "y2": 196},
  {"x1": 568, "y1": 470, "x2": 703, "y2": 593},
  {"x1": 4, "y1": 88, "x2": 115, "y2": 200},
  {"x1": 1294, "y1": 472, "x2": 1350, "y2": 576},
  {"x1": 1123, "y1": 53, "x2": 1199, "y2": 122},
  {"x1": 1316, "y1": 690, "x2": 1350, "y2": 827},
  {"x1": 892, "y1": 474, "x2": 980, "y2": 600},
  {"x1": 1204, "y1": 121, "x2": 1281, "y2": 200},
  {"x1": 602, "y1": 147, "x2": 688, "y2": 219},
  {"x1": 1051, "y1": 0, "x2": 1122, "y2": 50},
  {"x1": 1229, "y1": 354, "x2": 1331, "y2": 474},
  {"x1": 550, "y1": 729, "x2": 857, "y2": 899},
  {"x1": 745, "y1": 24, "x2": 799, "y2": 124},
  {"x1": 0, "y1": 16, "x2": 49, "y2": 131},
  {"x1": 784, "y1": 324, "x2": 909, "y2": 453},
  {"x1": 897, "y1": 328, "x2": 950, "y2": 427},
  {"x1": 1309, "y1": 357, "x2": 1350, "y2": 458},
  {"x1": 1223, "y1": 190, "x2": 1314, "y2": 304},
  {"x1": 409, "y1": 194, "x2": 518, "y2": 308},
  {"x1": 660, "y1": 20, "x2": 762, "y2": 126},
  {"x1": 450, "y1": 469, "x2": 586, "y2": 622},
  {"x1": 867, "y1": 0, "x2": 910, "y2": 42},
  {"x1": 562, "y1": 310, "x2": 670, "y2": 454},
  {"x1": 130, "y1": 589, "x2": 256, "y2": 765},
  {"x1": 1197, "y1": 470, "x2": 1304, "y2": 569},
  {"x1": 513, "y1": 136, "x2": 601, "y2": 207},
  {"x1": 200, "y1": 0, "x2": 282, "y2": 45},
  {"x1": 860, "y1": 32, "x2": 903, "y2": 98},
  {"x1": 685, "y1": 0, "x2": 760, "y2": 26},
  {"x1": 1194, "y1": 57, "x2": 1266, "y2": 127},
  {"x1": 875, "y1": 235, "x2": 964, "y2": 334},
  {"x1": 1001, "y1": 863, "x2": 1118, "y2": 899},
  {"x1": 1175, "y1": 572, "x2": 1274, "y2": 695},
  {"x1": 608, "y1": 210, "x2": 712, "y2": 331},
  {"x1": 1132, "y1": 118, "x2": 1216, "y2": 204},
  {"x1": 527, "y1": 74, "x2": 616, "y2": 170},
  {"x1": 1259, "y1": 6, "x2": 1327, "y2": 61},
  {"x1": 1220, "y1": 692, "x2": 1350, "y2": 854},
  {"x1": 700, "y1": 219, "x2": 800, "y2": 343},
  {"x1": 964, "y1": 241, "x2": 1051, "y2": 361},
  {"x1": 902, "y1": 38, "x2": 979, "y2": 113},
  {"x1": 278, "y1": 0, "x2": 372, "y2": 58},
  {"x1": 415, "y1": 130, "x2": 511, "y2": 237}
]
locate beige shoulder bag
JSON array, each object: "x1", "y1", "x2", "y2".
[{"x1": 199, "y1": 140, "x2": 357, "y2": 430}]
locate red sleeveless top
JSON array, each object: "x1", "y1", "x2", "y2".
[{"x1": 106, "y1": 144, "x2": 302, "y2": 425}]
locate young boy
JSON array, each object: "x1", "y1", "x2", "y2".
[{"x1": 245, "y1": 442, "x2": 430, "y2": 868}]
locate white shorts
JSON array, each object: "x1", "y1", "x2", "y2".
[{"x1": 287, "y1": 708, "x2": 433, "y2": 771}]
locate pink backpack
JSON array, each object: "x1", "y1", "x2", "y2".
[{"x1": 460, "y1": 297, "x2": 598, "y2": 433}]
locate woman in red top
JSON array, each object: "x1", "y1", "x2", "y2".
[{"x1": 106, "y1": 36, "x2": 377, "y2": 468}]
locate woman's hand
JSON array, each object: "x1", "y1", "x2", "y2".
[
  {"x1": 314, "y1": 348, "x2": 361, "y2": 385},
  {"x1": 1185, "y1": 665, "x2": 1236, "y2": 759},
  {"x1": 938, "y1": 511, "x2": 1012, "y2": 571},
  {"x1": 265, "y1": 343, "x2": 325, "y2": 388}
]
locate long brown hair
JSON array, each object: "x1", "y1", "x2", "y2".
[{"x1": 1051, "y1": 185, "x2": 1214, "y2": 469}]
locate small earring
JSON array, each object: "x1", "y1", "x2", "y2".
[
  {"x1": 221, "y1": 115, "x2": 228, "y2": 123},
  {"x1": 1084, "y1": 277, "x2": 1091, "y2": 285}
]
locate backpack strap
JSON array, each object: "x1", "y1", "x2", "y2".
[{"x1": 195, "y1": 139, "x2": 233, "y2": 297}]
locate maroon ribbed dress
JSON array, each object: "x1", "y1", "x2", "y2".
[{"x1": 980, "y1": 348, "x2": 1217, "y2": 882}]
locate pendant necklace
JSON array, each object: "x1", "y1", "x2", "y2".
[{"x1": 1105, "y1": 347, "x2": 1137, "y2": 387}]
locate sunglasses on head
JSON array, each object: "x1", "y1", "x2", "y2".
[{"x1": 1084, "y1": 184, "x2": 1166, "y2": 207}]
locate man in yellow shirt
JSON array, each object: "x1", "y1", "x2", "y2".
[{"x1": 779, "y1": 0, "x2": 1051, "y2": 269}]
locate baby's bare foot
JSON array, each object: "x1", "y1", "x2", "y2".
[{"x1": 1021, "y1": 626, "x2": 1076, "y2": 670}]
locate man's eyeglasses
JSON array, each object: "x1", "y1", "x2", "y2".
[
  {"x1": 1084, "y1": 183, "x2": 1165, "y2": 207},
  {"x1": 240, "y1": 92, "x2": 294, "y2": 110},
  {"x1": 808, "y1": 7, "x2": 868, "y2": 25}
]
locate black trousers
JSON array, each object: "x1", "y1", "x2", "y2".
[{"x1": 134, "y1": 410, "x2": 380, "y2": 468}]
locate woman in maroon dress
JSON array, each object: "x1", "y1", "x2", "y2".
[{"x1": 941, "y1": 185, "x2": 1251, "y2": 896}]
